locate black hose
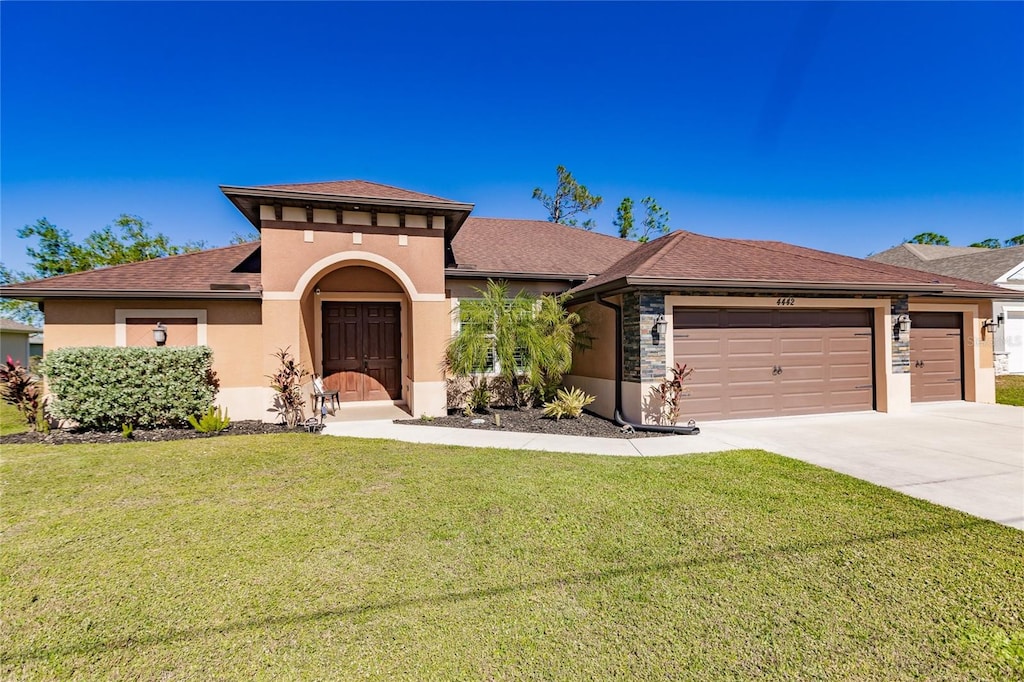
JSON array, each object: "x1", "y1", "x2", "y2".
[{"x1": 593, "y1": 295, "x2": 699, "y2": 435}]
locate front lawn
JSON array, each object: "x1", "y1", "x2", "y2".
[
  {"x1": 996, "y1": 374, "x2": 1024, "y2": 406},
  {"x1": 2, "y1": 437, "x2": 1021, "y2": 680},
  {"x1": 0, "y1": 400, "x2": 28, "y2": 436}
]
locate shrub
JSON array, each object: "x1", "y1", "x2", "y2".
[
  {"x1": 541, "y1": 387, "x2": 595, "y2": 420},
  {"x1": 41, "y1": 346, "x2": 218, "y2": 430},
  {"x1": 654, "y1": 362, "x2": 694, "y2": 425},
  {"x1": 268, "y1": 347, "x2": 307, "y2": 428},
  {"x1": 463, "y1": 379, "x2": 492, "y2": 416},
  {"x1": 188, "y1": 406, "x2": 231, "y2": 433},
  {"x1": 0, "y1": 356, "x2": 44, "y2": 431}
]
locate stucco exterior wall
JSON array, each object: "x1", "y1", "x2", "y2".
[
  {"x1": 446, "y1": 279, "x2": 573, "y2": 299},
  {"x1": 260, "y1": 225, "x2": 445, "y2": 296},
  {"x1": 568, "y1": 299, "x2": 618, "y2": 381},
  {"x1": 42, "y1": 298, "x2": 269, "y2": 420}
]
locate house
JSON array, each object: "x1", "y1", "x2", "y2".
[
  {"x1": 0, "y1": 318, "x2": 43, "y2": 368},
  {"x1": 0, "y1": 180, "x2": 1008, "y2": 424},
  {"x1": 869, "y1": 243, "x2": 1024, "y2": 374}
]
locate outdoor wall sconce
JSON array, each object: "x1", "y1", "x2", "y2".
[
  {"x1": 314, "y1": 287, "x2": 321, "y2": 296},
  {"x1": 893, "y1": 313, "x2": 911, "y2": 340},
  {"x1": 652, "y1": 314, "x2": 668, "y2": 345},
  {"x1": 982, "y1": 318, "x2": 1000, "y2": 334},
  {"x1": 153, "y1": 322, "x2": 168, "y2": 346}
]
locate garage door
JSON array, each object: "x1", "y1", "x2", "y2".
[
  {"x1": 674, "y1": 308, "x2": 874, "y2": 421},
  {"x1": 910, "y1": 312, "x2": 963, "y2": 402}
]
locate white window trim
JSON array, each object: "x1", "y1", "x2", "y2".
[{"x1": 115, "y1": 308, "x2": 207, "y2": 347}]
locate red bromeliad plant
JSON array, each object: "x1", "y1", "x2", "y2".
[
  {"x1": 654, "y1": 362, "x2": 694, "y2": 426},
  {"x1": 1, "y1": 355, "x2": 43, "y2": 431}
]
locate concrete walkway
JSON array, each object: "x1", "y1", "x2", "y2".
[{"x1": 322, "y1": 402, "x2": 1024, "y2": 529}]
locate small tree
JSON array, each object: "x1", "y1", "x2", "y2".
[
  {"x1": 445, "y1": 281, "x2": 536, "y2": 408},
  {"x1": 906, "y1": 232, "x2": 950, "y2": 246},
  {"x1": 1006, "y1": 235, "x2": 1024, "y2": 247},
  {"x1": 268, "y1": 347, "x2": 308, "y2": 427},
  {"x1": 969, "y1": 239, "x2": 1001, "y2": 249},
  {"x1": 0, "y1": 356, "x2": 43, "y2": 431},
  {"x1": 615, "y1": 196, "x2": 670, "y2": 243},
  {"x1": 445, "y1": 281, "x2": 582, "y2": 409},
  {"x1": 532, "y1": 165, "x2": 603, "y2": 229},
  {"x1": 523, "y1": 292, "x2": 584, "y2": 403},
  {"x1": 639, "y1": 196, "x2": 670, "y2": 243},
  {"x1": 614, "y1": 197, "x2": 635, "y2": 240}
]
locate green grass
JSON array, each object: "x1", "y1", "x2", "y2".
[
  {"x1": 2, "y1": 437, "x2": 1022, "y2": 680},
  {"x1": 996, "y1": 375, "x2": 1024, "y2": 406},
  {"x1": 0, "y1": 400, "x2": 29, "y2": 436}
]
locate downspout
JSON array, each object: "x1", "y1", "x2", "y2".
[{"x1": 594, "y1": 294, "x2": 699, "y2": 435}]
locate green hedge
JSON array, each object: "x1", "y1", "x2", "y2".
[{"x1": 41, "y1": 346, "x2": 218, "y2": 430}]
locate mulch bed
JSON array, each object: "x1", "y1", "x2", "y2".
[
  {"x1": 0, "y1": 420, "x2": 307, "y2": 446},
  {"x1": 396, "y1": 407, "x2": 670, "y2": 439}
]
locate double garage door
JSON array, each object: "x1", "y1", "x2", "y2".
[
  {"x1": 674, "y1": 308, "x2": 875, "y2": 421},
  {"x1": 674, "y1": 307, "x2": 965, "y2": 421}
]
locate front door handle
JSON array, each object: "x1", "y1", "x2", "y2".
[
  {"x1": 363, "y1": 356, "x2": 369, "y2": 371},
  {"x1": 771, "y1": 365, "x2": 783, "y2": 376}
]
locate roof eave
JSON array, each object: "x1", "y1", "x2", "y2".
[
  {"x1": 571, "y1": 276, "x2": 969, "y2": 300},
  {"x1": 0, "y1": 288, "x2": 263, "y2": 301},
  {"x1": 220, "y1": 185, "x2": 475, "y2": 234},
  {"x1": 445, "y1": 268, "x2": 594, "y2": 282}
]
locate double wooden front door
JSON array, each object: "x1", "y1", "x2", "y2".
[{"x1": 322, "y1": 302, "x2": 401, "y2": 402}]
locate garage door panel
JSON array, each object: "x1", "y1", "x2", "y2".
[
  {"x1": 909, "y1": 317, "x2": 962, "y2": 402},
  {"x1": 779, "y1": 336, "x2": 824, "y2": 354},
  {"x1": 673, "y1": 307, "x2": 874, "y2": 421}
]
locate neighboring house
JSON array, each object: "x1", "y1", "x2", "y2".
[
  {"x1": 869, "y1": 243, "x2": 1024, "y2": 374},
  {"x1": 0, "y1": 180, "x2": 1007, "y2": 424},
  {"x1": 27, "y1": 333, "x2": 43, "y2": 359},
  {"x1": 0, "y1": 318, "x2": 43, "y2": 367}
]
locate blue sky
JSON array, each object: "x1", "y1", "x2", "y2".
[{"x1": 2, "y1": 1, "x2": 1022, "y2": 275}]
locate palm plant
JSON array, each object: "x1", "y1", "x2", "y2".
[{"x1": 445, "y1": 281, "x2": 582, "y2": 409}]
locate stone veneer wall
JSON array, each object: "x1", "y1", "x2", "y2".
[
  {"x1": 891, "y1": 295, "x2": 910, "y2": 374},
  {"x1": 622, "y1": 291, "x2": 667, "y2": 383}
]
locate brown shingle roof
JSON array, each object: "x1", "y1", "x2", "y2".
[
  {"x1": 869, "y1": 243, "x2": 1024, "y2": 284},
  {"x1": 450, "y1": 218, "x2": 639, "y2": 279},
  {"x1": 0, "y1": 243, "x2": 262, "y2": 299},
  {"x1": 572, "y1": 231, "x2": 1009, "y2": 296},
  {"x1": 255, "y1": 180, "x2": 457, "y2": 204}
]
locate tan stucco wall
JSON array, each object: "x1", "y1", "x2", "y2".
[
  {"x1": 568, "y1": 298, "x2": 619, "y2": 381},
  {"x1": 260, "y1": 226, "x2": 445, "y2": 295},
  {"x1": 317, "y1": 266, "x2": 404, "y2": 293},
  {"x1": 446, "y1": 279, "x2": 573, "y2": 299},
  {"x1": 43, "y1": 299, "x2": 263, "y2": 389}
]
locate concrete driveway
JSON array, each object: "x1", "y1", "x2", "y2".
[
  {"x1": 326, "y1": 402, "x2": 1023, "y2": 529},
  {"x1": 698, "y1": 402, "x2": 1024, "y2": 530}
]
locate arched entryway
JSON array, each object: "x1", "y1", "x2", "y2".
[{"x1": 307, "y1": 264, "x2": 410, "y2": 405}]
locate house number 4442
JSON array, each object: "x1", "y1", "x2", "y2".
[{"x1": 776, "y1": 297, "x2": 796, "y2": 306}]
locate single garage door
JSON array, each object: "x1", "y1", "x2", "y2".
[
  {"x1": 910, "y1": 312, "x2": 963, "y2": 402},
  {"x1": 674, "y1": 308, "x2": 874, "y2": 421}
]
